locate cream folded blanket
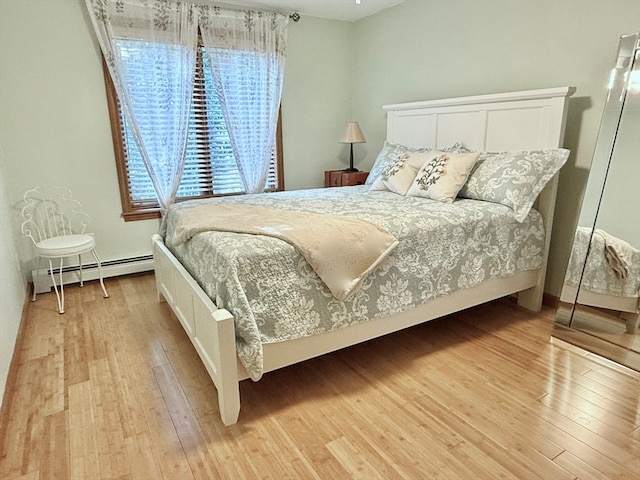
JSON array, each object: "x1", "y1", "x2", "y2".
[
  {"x1": 171, "y1": 203, "x2": 399, "y2": 301},
  {"x1": 594, "y1": 229, "x2": 630, "y2": 279}
]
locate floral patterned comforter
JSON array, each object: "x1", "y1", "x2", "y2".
[
  {"x1": 564, "y1": 226, "x2": 640, "y2": 298},
  {"x1": 162, "y1": 186, "x2": 545, "y2": 380}
]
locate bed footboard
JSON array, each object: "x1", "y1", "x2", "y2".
[
  {"x1": 152, "y1": 234, "x2": 240, "y2": 426},
  {"x1": 152, "y1": 228, "x2": 543, "y2": 426}
]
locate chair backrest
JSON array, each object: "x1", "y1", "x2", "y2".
[{"x1": 21, "y1": 186, "x2": 90, "y2": 245}]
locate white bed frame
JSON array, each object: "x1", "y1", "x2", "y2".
[
  {"x1": 152, "y1": 86, "x2": 575, "y2": 426},
  {"x1": 561, "y1": 284, "x2": 640, "y2": 333}
]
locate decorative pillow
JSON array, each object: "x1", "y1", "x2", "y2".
[
  {"x1": 366, "y1": 141, "x2": 471, "y2": 186},
  {"x1": 366, "y1": 141, "x2": 431, "y2": 186},
  {"x1": 440, "y1": 141, "x2": 472, "y2": 154},
  {"x1": 458, "y1": 148, "x2": 570, "y2": 221},
  {"x1": 406, "y1": 151, "x2": 481, "y2": 203},
  {"x1": 369, "y1": 151, "x2": 427, "y2": 195}
]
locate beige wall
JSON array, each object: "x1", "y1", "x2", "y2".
[
  {"x1": 0, "y1": 153, "x2": 27, "y2": 409},
  {"x1": 282, "y1": 16, "x2": 354, "y2": 187},
  {"x1": 1, "y1": 0, "x2": 639, "y2": 295},
  {"x1": 351, "y1": 0, "x2": 640, "y2": 294},
  {"x1": 591, "y1": 100, "x2": 639, "y2": 248},
  {"x1": 0, "y1": 0, "x2": 352, "y2": 272},
  {"x1": 1, "y1": 0, "x2": 156, "y2": 267}
]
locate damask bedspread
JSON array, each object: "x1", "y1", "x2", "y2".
[
  {"x1": 565, "y1": 226, "x2": 640, "y2": 299},
  {"x1": 162, "y1": 186, "x2": 545, "y2": 380}
]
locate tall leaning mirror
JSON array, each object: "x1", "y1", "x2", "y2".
[{"x1": 554, "y1": 32, "x2": 640, "y2": 371}]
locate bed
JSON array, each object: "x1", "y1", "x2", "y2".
[
  {"x1": 152, "y1": 86, "x2": 575, "y2": 425},
  {"x1": 561, "y1": 226, "x2": 640, "y2": 333}
]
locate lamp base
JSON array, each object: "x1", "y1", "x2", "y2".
[{"x1": 343, "y1": 167, "x2": 359, "y2": 172}]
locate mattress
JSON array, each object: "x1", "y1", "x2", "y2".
[{"x1": 162, "y1": 185, "x2": 545, "y2": 380}]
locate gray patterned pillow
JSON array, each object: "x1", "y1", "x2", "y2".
[
  {"x1": 458, "y1": 148, "x2": 570, "y2": 221},
  {"x1": 441, "y1": 141, "x2": 472, "y2": 154}
]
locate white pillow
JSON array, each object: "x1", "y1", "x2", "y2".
[
  {"x1": 406, "y1": 151, "x2": 481, "y2": 203},
  {"x1": 369, "y1": 151, "x2": 426, "y2": 195}
]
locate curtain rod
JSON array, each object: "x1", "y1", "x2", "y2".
[
  {"x1": 203, "y1": 2, "x2": 300, "y2": 21},
  {"x1": 95, "y1": 1, "x2": 302, "y2": 22},
  {"x1": 214, "y1": 3, "x2": 301, "y2": 21}
]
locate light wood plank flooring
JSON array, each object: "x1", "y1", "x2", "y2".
[{"x1": 1, "y1": 272, "x2": 639, "y2": 479}]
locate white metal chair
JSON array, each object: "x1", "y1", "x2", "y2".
[{"x1": 21, "y1": 185, "x2": 109, "y2": 313}]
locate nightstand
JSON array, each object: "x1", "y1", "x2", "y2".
[{"x1": 324, "y1": 170, "x2": 369, "y2": 187}]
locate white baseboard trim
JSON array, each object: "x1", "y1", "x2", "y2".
[{"x1": 32, "y1": 255, "x2": 154, "y2": 294}]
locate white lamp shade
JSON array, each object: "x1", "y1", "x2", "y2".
[{"x1": 340, "y1": 122, "x2": 366, "y2": 143}]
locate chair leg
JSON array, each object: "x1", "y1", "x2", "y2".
[
  {"x1": 32, "y1": 256, "x2": 44, "y2": 302},
  {"x1": 78, "y1": 254, "x2": 84, "y2": 287},
  {"x1": 91, "y1": 249, "x2": 109, "y2": 299},
  {"x1": 49, "y1": 258, "x2": 65, "y2": 314}
]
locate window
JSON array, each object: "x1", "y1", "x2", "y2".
[{"x1": 103, "y1": 42, "x2": 284, "y2": 221}]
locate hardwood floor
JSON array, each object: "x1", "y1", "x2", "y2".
[{"x1": 1, "y1": 272, "x2": 639, "y2": 479}]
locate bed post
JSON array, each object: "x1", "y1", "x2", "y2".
[
  {"x1": 517, "y1": 87, "x2": 574, "y2": 311},
  {"x1": 152, "y1": 233, "x2": 242, "y2": 425},
  {"x1": 212, "y1": 309, "x2": 241, "y2": 426},
  {"x1": 152, "y1": 234, "x2": 168, "y2": 303},
  {"x1": 517, "y1": 174, "x2": 559, "y2": 311}
]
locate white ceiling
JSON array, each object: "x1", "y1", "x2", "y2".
[{"x1": 212, "y1": 0, "x2": 405, "y2": 22}]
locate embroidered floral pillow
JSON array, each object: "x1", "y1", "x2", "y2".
[
  {"x1": 369, "y1": 151, "x2": 427, "y2": 195},
  {"x1": 366, "y1": 141, "x2": 472, "y2": 186},
  {"x1": 458, "y1": 148, "x2": 570, "y2": 221},
  {"x1": 406, "y1": 151, "x2": 481, "y2": 203},
  {"x1": 366, "y1": 141, "x2": 431, "y2": 186}
]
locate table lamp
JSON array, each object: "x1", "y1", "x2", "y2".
[{"x1": 339, "y1": 122, "x2": 366, "y2": 171}]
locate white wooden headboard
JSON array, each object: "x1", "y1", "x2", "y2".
[
  {"x1": 384, "y1": 86, "x2": 575, "y2": 151},
  {"x1": 383, "y1": 86, "x2": 575, "y2": 308}
]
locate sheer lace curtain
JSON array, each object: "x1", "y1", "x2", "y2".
[
  {"x1": 85, "y1": 0, "x2": 288, "y2": 202},
  {"x1": 84, "y1": 0, "x2": 198, "y2": 212},
  {"x1": 199, "y1": 7, "x2": 288, "y2": 193}
]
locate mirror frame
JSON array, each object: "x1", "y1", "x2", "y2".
[{"x1": 553, "y1": 32, "x2": 640, "y2": 371}]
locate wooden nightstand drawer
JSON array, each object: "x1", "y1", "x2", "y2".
[{"x1": 324, "y1": 170, "x2": 369, "y2": 187}]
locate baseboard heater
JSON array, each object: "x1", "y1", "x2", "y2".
[{"x1": 32, "y1": 255, "x2": 155, "y2": 294}]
